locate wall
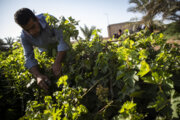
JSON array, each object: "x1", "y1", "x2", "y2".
[{"x1": 107, "y1": 21, "x2": 143, "y2": 38}]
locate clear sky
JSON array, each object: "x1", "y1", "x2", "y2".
[{"x1": 0, "y1": 0, "x2": 142, "y2": 39}]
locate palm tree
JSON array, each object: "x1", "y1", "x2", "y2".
[
  {"x1": 0, "y1": 38, "x2": 5, "y2": 45},
  {"x1": 0, "y1": 38, "x2": 6, "y2": 50},
  {"x1": 0, "y1": 38, "x2": 9, "y2": 51},
  {"x1": 80, "y1": 25, "x2": 96, "y2": 41},
  {"x1": 4, "y1": 37, "x2": 15, "y2": 49}
]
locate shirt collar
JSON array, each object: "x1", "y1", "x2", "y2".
[{"x1": 37, "y1": 14, "x2": 46, "y2": 29}]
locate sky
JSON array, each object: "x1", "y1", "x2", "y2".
[{"x1": 0, "y1": 0, "x2": 143, "y2": 39}]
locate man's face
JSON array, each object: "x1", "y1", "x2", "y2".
[{"x1": 22, "y1": 18, "x2": 41, "y2": 37}]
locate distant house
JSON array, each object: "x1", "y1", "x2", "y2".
[{"x1": 107, "y1": 21, "x2": 144, "y2": 38}]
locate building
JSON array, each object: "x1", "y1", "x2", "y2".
[{"x1": 107, "y1": 21, "x2": 144, "y2": 38}]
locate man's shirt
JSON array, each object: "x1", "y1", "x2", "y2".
[{"x1": 20, "y1": 14, "x2": 69, "y2": 69}]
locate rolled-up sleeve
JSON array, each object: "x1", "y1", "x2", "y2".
[
  {"x1": 56, "y1": 29, "x2": 69, "y2": 51},
  {"x1": 21, "y1": 36, "x2": 38, "y2": 69}
]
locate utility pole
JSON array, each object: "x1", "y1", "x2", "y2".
[
  {"x1": 105, "y1": 13, "x2": 109, "y2": 25},
  {"x1": 105, "y1": 13, "x2": 110, "y2": 38}
]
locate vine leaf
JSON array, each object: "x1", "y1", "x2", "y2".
[{"x1": 137, "y1": 60, "x2": 150, "y2": 77}]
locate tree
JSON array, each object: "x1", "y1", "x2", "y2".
[
  {"x1": 0, "y1": 38, "x2": 5, "y2": 45},
  {"x1": 4, "y1": 37, "x2": 15, "y2": 49},
  {"x1": 128, "y1": 0, "x2": 155, "y2": 32},
  {"x1": 80, "y1": 25, "x2": 96, "y2": 41},
  {"x1": 165, "y1": 0, "x2": 180, "y2": 21},
  {"x1": 128, "y1": 0, "x2": 180, "y2": 26},
  {"x1": 146, "y1": 0, "x2": 180, "y2": 22},
  {"x1": 128, "y1": 0, "x2": 151, "y2": 14},
  {"x1": 0, "y1": 38, "x2": 7, "y2": 50}
]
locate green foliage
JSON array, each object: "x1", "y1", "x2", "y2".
[
  {"x1": 0, "y1": 42, "x2": 32, "y2": 119},
  {"x1": 113, "y1": 101, "x2": 144, "y2": 120},
  {"x1": 163, "y1": 22, "x2": 180, "y2": 40},
  {"x1": 44, "y1": 13, "x2": 79, "y2": 48},
  {"x1": 137, "y1": 60, "x2": 150, "y2": 77},
  {"x1": 0, "y1": 42, "x2": 31, "y2": 96},
  {"x1": 21, "y1": 75, "x2": 87, "y2": 120},
  {"x1": 0, "y1": 14, "x2": 180, "y2": 120}
]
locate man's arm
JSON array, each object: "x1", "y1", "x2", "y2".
[
  {"x1": 52, "y1": 51, "x2": 66, "y2": 76},
  {"x1": 52, "y1": 28, "x2": 69, "y2": 76},
  {"x1": 21, "y1": 36, "x2": 50, "y2": 91},
  {"x1": 55, "y1": 51, "x2": 66, "y2": 64}
]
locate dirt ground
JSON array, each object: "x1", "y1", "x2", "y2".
[{"x1": 153, "y1": 39, "x2": 180, "y2": 51}]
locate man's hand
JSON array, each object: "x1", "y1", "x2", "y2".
[
  {"x1": 37, "y1": 74, "x2": 51, "y2": 91},
  {"x1": 52, "y1": 63, "x2": 61, "y2": 76},
  {"x1": 29, "y1": 66, "x2": 51, "y2": 91}
]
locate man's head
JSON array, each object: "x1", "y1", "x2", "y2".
[{"x1": 14, "y1": 8, "x2": 41, "y2": 37}]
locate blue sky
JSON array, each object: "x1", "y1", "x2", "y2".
[{"x1": 0, "y1": 0, "x2": 142, "y2": 39}]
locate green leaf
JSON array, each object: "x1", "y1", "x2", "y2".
[
  {"x1": 152, "y1": 72, "x2": 163, "y2": 84},
  {"x1": 141, "y1": 76, "x2": 154, "y2": 84},
  {"x1": 129, "y1": 40, "x2": 134, "y2": 48},
  {"x1": 123, "y1": 71, "x2": 137, "y2": 87},
  {"x1": 116, "y1": 70, "x2": 125, "y2": 80},
  {"x1": 57, "y1": 75, "x2": 68, "y2": 87},
  {"x1": 75, "y1": 75, "x2": 83, "y2": 83},
  {"x1": 155, "y1": 52, "x2": 165, "y2": 61},
  {"x1": 44, "y1": 110, "x2": 51, "y2": 114},
  {"x1": 44, "y1": 96, "x2": 52, "y2": 104},
  {"x1": 171, "y1": 90, "x2": 180, "y2": 118},
  {"x1": 93, "y1": 66, "x2": 99, "y2": 76},
  {"x1": 119, "y1": 101, "x2": 136, "y2": 114},
  {"x1": 137, "y1": 60, "x2": 150, "y2": 77},
  {"x1": 148, "y1": 93, "x2": 168, "y2": 112},
  {"x1": 130, "y1": 91, "x2": 144, "y2": 98},
  {"x1": 139, "y1": 49, "x2": 149, "y2": 60},
  {"x1": 64, "y1": 20, "x2": 69, "y2": 24},
  {"x1": 159, "y1": 33, "x2": 164, "y2": 39}
]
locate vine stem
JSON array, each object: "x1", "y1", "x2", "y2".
[
  {"x1": 158, "y1": 84, "x2": 163, "y2": 93},
  {"x1": 98, "y1": 100, "x2": 113, "y2": 113},
  {"x1": 81, "y1": 73, "x2": 110, "y2": 98},
  {"x1": 109, "y1": 78, "x2": 114, "y2": 99}
]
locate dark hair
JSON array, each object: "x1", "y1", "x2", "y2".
[
  {"x1": 14, "y1": 8, "x2": 36, "y2": 26},
  {"x1": 119, "y1": 29, "x2": 122, "y2": 33}
]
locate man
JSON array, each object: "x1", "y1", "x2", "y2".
[
  {"x1": 117, "y1": 29, "x2": 122, "y2": 38},
  {"x1": 14, "y1": 8, "x2": 69, "y2": 91}
]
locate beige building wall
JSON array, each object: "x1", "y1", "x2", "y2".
[{"x1": 107, "y1": 21, "x2": 143, "y2": 38}]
